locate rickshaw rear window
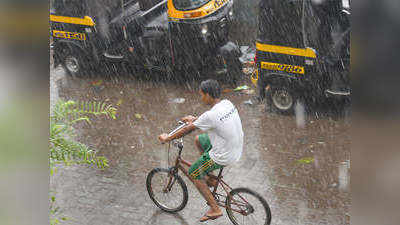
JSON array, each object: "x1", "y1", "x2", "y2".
[
  {"x1": 257, "y1": 0, "x2": 304, "y2": 48},
  {"x1": 172, "y1": 0, "x2": 211, "y2": 11}
]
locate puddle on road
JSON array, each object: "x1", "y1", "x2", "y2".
[{"x1": 52, "y1": 74, "x2": 350, "y2": 225}]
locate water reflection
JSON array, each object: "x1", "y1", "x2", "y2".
[
  {"x1": 338, "y1": 160, "x2": 350, "y2": 191},
  {"x1": 295, "y1": 100, "x2": 306, "y2": 128},
  {"x1": 257, "y1": 106, "x2": 350, "y2": 224},
  {"x1": 146, "y1": 210, "x2": 189, "y2": 225},
  {"x1": 52, "y1": 72, "x2": 350, "y2": 225}
]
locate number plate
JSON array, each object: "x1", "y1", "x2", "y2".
[
  {"x1": 261, "y1": 62, "x2": 305, "y2": 74},
  {"x1": 214, "y1": 0, "x2": 229, "y2": 8},
  {"x1": 52, "y1": 30, "x2": 86, "y2": 41}
]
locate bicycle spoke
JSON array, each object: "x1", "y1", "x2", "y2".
[
  {"x1": 150, "y1": 170, "x2": 185, "y2": 210},
  {"x1": 230, "y1": 197, "x2": 247, "y2": 213},
  {"x1": 249, "y1": 213, "x2": 259, "y2": 224},
  {"x1": 227, "y1": 189, "x2": 271, "y2": 225}
]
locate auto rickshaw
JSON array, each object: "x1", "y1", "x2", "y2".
[
  {"x1": 252, "y1": 0, "x2": 350, "y2": 113},
  {"x1": 50, "y1": 0, "x2": 171, "y2": 76},
  {"x1": 167, "y1": 0, "x2": 242, "y2": 81},
  {"x1": 50, "y1": 0, "x2": 242, "y2": 82}
]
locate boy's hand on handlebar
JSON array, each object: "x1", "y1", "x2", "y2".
[
  {"x1": 181, "y1": 115, "x2": 197, "y2": 123},
  {"x1": 158, "y1": 133, "x2": 170, "y2": 144}
]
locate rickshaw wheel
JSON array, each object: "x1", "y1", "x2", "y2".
[
  {"x1": 65, "y1": 56, "x2": 80, "y2": 74},
  {"x1": 267, "y1": 85, "x2": 297, "y2": 114},
  {"x1": 61, "y1": 47, "x2": 90, "y2": 78}
]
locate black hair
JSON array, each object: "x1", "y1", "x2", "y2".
[{"x1": 200, "y1": 79, "x2": 221, "y2": 99}]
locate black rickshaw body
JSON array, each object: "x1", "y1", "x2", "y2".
[
  {"x1": 50, "y1": 0, "x2": 240, "y2": 80},
  {"x1": 167, "y1": 0, "x2": 237, "y2": 72},
  {"x1": 253, "y1": 0, "x2": 351, "y2": 112},
  {"x1": 50, "y1": 0, "x2": 96, "y2": 69},
  {"x1": 50, "y1": 0, "x2": 125, "y2": 75},
  {"x1": 50, "y1": 0, "x2": 173, "y2": 75},
  {"x1": 168, "y1": 0, "x2": 241, "y2": 77}
]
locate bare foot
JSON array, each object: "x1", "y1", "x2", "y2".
[{"x1": 199, "y1": 208, "x2": 223, "y2": 222}]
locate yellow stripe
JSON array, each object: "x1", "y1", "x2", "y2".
[
  {"x1": 168, "y1": 0, "x2": 231, "y2": 20},
  {"x1": 250, "y1": 67, "x2": 258, "y2": 86},
  {"x1": 50, "y1": 15, "x2": 95, "y2": 26},
  {"x1": 256, "y1": 42, "x2": 316, "y2": 58},
  {"x1": 191, "y1": 162, "x2": 212, "y2": 178},
  {"x1": 193, "y1": 160, "x2": 213, "y2": 177},
  {"x1": 190, "y1": 160, "x2": 213, "y2": 177},
  {"x1": 192, "y1": 161, "x2": 213, "y2": 176},
  {"x1": 190, "y1": 160, "x2": 212, "y2": 177}
]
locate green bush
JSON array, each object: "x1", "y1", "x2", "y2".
[
  {"x1": 49, "y1": 100, "x2": 117, "y2": 224},
  {"x1": 50, "y1": 100, "x2": 116, "y2": 170}
]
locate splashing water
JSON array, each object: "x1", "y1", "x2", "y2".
[
  {"x1": 338, "y1": 160, "x2": 350, "y2": 191},
  {"x1": 295, "y1": 100, "x2": 306, "y2": 128}
]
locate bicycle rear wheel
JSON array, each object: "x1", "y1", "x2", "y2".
[
  {"x1": 226, "y1": 188, "x2": 272, "y2": 225},
  {"x1": 146, "y1": 168, "x2": 188, "y2": 213}
]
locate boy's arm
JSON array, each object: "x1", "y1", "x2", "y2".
[
  {"x1": 159, "y1": 122, "x2": 197, "y2": 143},
  {"x1": 181, "y1": 115, "x2": 198, "y2": 123}
]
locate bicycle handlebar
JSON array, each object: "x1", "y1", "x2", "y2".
[{"x1": 168, "y1": 121, "x2": 188, "y2": 136}]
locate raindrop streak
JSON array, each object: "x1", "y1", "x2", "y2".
[
  {"x1": 160, "y1": 148, "x2": 168, "y2": 169},
  {"x1": 298, "y1": 200, "x2": 309, "y2": 224},
  {"x1": 338, "y1": 161, "x2": 350, "y2": 191},
  {"x1": 295, "y1": 100, "x2": 306, "y2": 128},
  {"x1": 170, "y1": 98, "x2": 185, "y2": 104}
]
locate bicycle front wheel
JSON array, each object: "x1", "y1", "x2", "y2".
[
  {"x1": 146, "y1": 168, "x2": 188, "y2": 213},
  {"x1": 226, "y1": 188, "x2": 272, "y2": 225}
]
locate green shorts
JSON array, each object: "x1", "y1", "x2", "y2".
[{"x1": 188, "y1": 133, "x2": 223, "y2": 180}]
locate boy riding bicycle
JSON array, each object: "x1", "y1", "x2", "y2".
[{"x1": 158, "y1": 79, "x2": 244, "y2": 222}]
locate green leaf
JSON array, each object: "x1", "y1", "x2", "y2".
[
  {"x1": 50, "y1": 100, "x2": 117, "y2": 170},
  {"x1": 116, "y1": 99, "x2": 123, "y2": 106},
  {"x1": 233, "y1": 85, "x2": 249, "y2": 91},
  {"x1": 296, "y1": 157, "x2": 315, "y2": 164},
  {"x1": 71, "y1": 116, "x2": 90, "y2": 124}
]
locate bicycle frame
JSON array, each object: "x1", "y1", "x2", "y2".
[{"x1": 165, "y1": 138, "x2": 251, "y2": 215}]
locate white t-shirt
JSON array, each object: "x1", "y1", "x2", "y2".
[{"x1": 193, "y1": 99, "x2": 244, "y2": 166}]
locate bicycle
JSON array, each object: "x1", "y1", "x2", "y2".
[{"x1": 146, "y1": 121, "x2": 272, "y2": 225}]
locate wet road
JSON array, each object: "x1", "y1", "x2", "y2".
[{"x1": 50, "y1": 67, "x2": 350, "y2": 225}]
